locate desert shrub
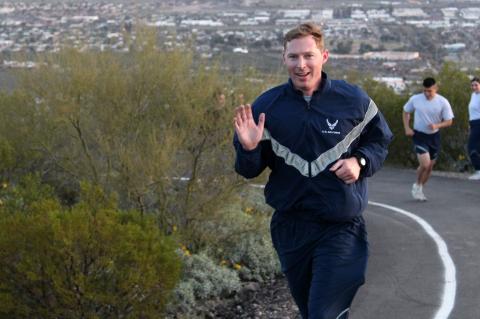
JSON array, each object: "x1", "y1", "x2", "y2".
[
  {"x1": 360, "y1": 78, "x2": 411, "y2": 167},
  {"x1": 434, "y1": 63, "x2": 471, "y2": 170},
  {"x1": 229, "y1": 229, "x2": 280, "y2": 282},
  {"x1": 167, "y1": 188, "x2": 280, "y2": 317},
  {"x1": 0, "y1": 177, "x2": 181, "y2": 319},
  {"x1": 168, "y1": 252, "x2": 241, "y2": 317},
  {"x1": 214, "y1": 189, "x2": 279, "y2": 282},
  {"x1": 0, "y1": 138, "x2": 15, "y2": 175},
  {"x1": 190, "y1": 188, "x2": 280, "y2": 283}
]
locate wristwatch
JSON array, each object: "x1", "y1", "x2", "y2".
[{"x1": 353, "y1": 153, "x2": 367, "y2": 170}]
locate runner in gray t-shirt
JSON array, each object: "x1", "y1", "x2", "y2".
[{"x1": 402, "y1": 77, "x2": 454, "y2": 201}]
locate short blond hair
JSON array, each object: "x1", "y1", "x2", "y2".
[{"x1": 283, "y1": 22, "x2": 325, "y2": 51}]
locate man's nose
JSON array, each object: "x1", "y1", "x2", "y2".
[{"x1": 296, "y1": 57, "x2": 306, "y2": 68}]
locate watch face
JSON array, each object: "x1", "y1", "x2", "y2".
[{"x1": 360, "y1": 157, "x2": 366, "y2": 166}]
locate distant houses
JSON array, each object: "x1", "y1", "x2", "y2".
[{"x1": 0, "y1": 1, "x2": 479, "y2": 78}]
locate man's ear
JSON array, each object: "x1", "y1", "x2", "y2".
[{"x1": 322, "y1": 49, "x2": 329, "y2": 63}]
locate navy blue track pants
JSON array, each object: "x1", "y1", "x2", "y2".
[
  {"x1": 469, "y1": 119, "x2": 480, "y2": 170},
  {"x1": 271, "y1": 213, "x2": 368, "y2": 319}
]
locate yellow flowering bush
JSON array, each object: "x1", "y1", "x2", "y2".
[{"x1": 0, "y1": 177, "x2": 181, "y2": 318}]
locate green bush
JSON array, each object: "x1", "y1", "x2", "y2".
[
  {"x1": 360, "y1": 78, "x2": 412, "y2": 167},
  {"x1": 0, "y1": 174, "x2": 59, "y2": 214},
  {"x1": 434, "y1": 63, "x2": 471, "y2": 170},
  {"x1": 0, "y1": 179, "x2": 181, "y2": 319}
]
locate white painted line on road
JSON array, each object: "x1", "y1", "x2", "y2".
[{"x1": 368, "y1": 201, "x2": 457, "y2": 319}]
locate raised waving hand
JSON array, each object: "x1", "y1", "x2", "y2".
[{"x1": 234, "y1": 104, "x2": 265, "y2": 151}]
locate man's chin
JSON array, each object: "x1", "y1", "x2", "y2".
[{"x1": 293, "y1": 80, "x2": 309, "y2": 90}]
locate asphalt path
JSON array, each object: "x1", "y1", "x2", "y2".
[{"x1": 351, "y1": 167, "x2": 480, "y2": 319}]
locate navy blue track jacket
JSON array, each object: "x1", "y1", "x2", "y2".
[{"x1": 234, "y1": 73, "x2": 393, "y2": 221}]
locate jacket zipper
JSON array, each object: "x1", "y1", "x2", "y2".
[{"x1": 305, "y1": 99, "x2": 312, "y2": 178}]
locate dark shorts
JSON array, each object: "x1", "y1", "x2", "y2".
[
  {"x1": 271, "y1": 212, "x2": 368, "y2": 319},
  {"x1": 413, "y1": 130, "x2": 441, "y2": 160}
]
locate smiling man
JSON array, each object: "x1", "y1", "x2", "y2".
[
  {"x1": 232, "y1": 22, "x2": 392, "y2": 319},
  {"x1": 283, "y1": 30, "x2": 328, "y2": 98}
]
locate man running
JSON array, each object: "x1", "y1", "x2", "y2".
[
  {"x1": 233, "y1": 22, "x2": 392, "y2": 319},
  {"x1": 402, "y1": 77, "x2": 454, "y2": 201}
]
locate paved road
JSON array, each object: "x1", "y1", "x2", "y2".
[{"x1": 351, "y1": 167, "x2": 480, "y2": 319}]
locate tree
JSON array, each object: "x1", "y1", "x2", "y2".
[{"x1": 1, "y1": 28, "x2": 269, "y2": 247}]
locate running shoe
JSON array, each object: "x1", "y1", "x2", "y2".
[
  {"x1": 468, "y1": 171, "x2": 480, "y2": 180},
  {"x1": 411, "y1": 183, "x2": 427, "y2": 201}
]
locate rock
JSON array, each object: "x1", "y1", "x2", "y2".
[
  {"x1": 244, "y1": 281, "x2": 261, "y2": 292},
  {"x1": 213, "y1": 274, "x2": 300, "y2": 318},
  {"x1": 236, "y1": 281, "x2": 261, "y2": 303}
]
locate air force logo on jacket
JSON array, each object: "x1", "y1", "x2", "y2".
[
  {"x1": 234, "y1": 72, "x2": 393, "y2": 221},
  {"x1": 323, "y1": 119, "x2": 340, "y2": 134}
]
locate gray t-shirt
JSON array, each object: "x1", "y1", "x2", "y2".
[{"x1": 403, "y1": 93, "x2": 454, "y2": 134}]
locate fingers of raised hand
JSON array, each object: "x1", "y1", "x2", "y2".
[
  {"x1": 234, "y1": 116, "x2": 241, "y2": 131},
  {"x1": 234, "y1": 105, "x2": 245, "y2": 124},
  {"x1": 244, "y1": 104, "x2": 253, "y2": 121},
  {"x1": 238, "y1": 104, "x2": 252, "y2": 123},
  {"x1": 234, "y1": 104, "x2": 254, "y2": 125},
  {"x1": 234, "y1": 105, "x2": 244, "y2": 123}
]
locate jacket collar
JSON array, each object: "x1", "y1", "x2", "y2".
[{"x1": 286, "y1": 71, "x2": 331, "y2": 97}]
